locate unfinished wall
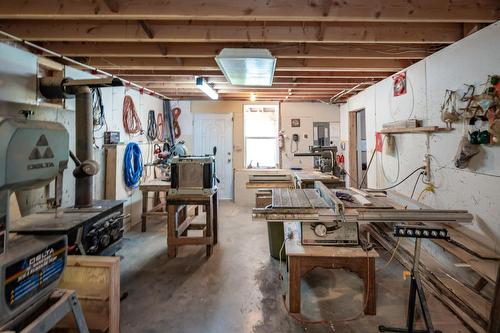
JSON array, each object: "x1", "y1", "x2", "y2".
[
  {"x1": 340, "y1": 22, "x2": 500, "y2": 253},
  {"x1": 0, "y1": 42, "x2": 164, "y2": 219}
]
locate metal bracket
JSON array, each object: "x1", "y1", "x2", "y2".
[{"x1": 0, "y1": 289, "x2": 89, "y2": 333}]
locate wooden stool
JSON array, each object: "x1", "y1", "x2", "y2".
[
  {"x1": 284, "y1": 222, "x2": 378, "y2": 316},
  {"x1": 166, "y1": 190, "x2": 218, "y2": 258},
  {"x1": 139, "y1": 179, "x2": 171, "y2": 232}
]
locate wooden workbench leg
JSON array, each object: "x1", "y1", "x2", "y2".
[
  {"x1": 287, "y1": 256, "x2": 301, "y2": 313},
  {"x1": 167, "y1": 204, "x2": 178, "y2": 258},
  {"x1": 205, "y1": 200, "x2": 213, "y2": 257},
  {"x1": 212, "y1": 191, "x2": 218, "y2": 245},
  {"x1": 153, "y1": 191, "x2": 160, "y2": 206},
  {"x1": 163, "y1": 191, "x2": 168, "y2": 212},
  {"x1": 363, "y1": 257, "x2": 376, "y2": 315},
  {"x1": 141, "y1": 190, "x2": 148, "y2": 232}
]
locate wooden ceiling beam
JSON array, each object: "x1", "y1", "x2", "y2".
[
  {"x1": 113, "y1": 70, "x2": 392, "y2": 78},
  {"x1": 127, "y1": 77, "x2": 378, "y2": 85},
  {"x1": 0, "y1": 20, "x2": 464, "y2": 44},
  {"x1": 138, "y1": 83, "x2": 373, "y2": 90},
  {"x1": 81, "y1": 57, "x2": 409, "y2": 71},
  {"x1": 155, "y1": 88, "x2": 364, "y2": 94},
  {"x1": 37, "y1": 42, "x2": 432, "y2": 59},
  {"x1": 0, "y1": 0, "x2": 497, "y2": 22}
]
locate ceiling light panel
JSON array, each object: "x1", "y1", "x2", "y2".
[{"x1": 215, "y1": 48, "x2": 276, "y2": 87}]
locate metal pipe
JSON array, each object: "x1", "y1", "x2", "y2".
[
  {"x1": 330, "y1": 81, "x2": 371, "y2": 104},
  {"x1": 72, "y1": 86, "x2": 94, "y2": 208},
  {"x1": 0, "y1": 30, "x2": 171, "y2": 100}
]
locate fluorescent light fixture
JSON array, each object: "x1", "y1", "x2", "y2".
[
  {"x1": 215, "y1": 48, "x2": 276, "y2": 87},
  {"x1": 250, "y1": 92, "x2": 257, "y2": 101},
  {"x1": 195, "y1": 77, "x2": 218, "y2": 100}
]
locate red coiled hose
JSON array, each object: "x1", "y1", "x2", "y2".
[
  {"x1": 171, "y1": 107, "x2": 181, "y2": 138},
  {"x1": 122, "y1": 95, "x2": 142, "y2": 134}
]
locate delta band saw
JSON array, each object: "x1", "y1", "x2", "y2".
[
  {"x1": 252, "y1": 182, "x2": 473, "y2": 246},
  {"x1": 10, "y1": 77, "x2": 126, "y2": 257},
  {"x1": 0, "y1": 117, "x2": 70, "y2": 327}
]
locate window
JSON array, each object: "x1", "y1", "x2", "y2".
[{"x1": 244, "y1": 104, "x2": 279, "y2": 168}]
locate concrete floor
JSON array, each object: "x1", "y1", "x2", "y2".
[{"x1": 118, "y1": 201, "x2": 470, "y2": 333}]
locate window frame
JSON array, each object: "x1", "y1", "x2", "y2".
[{"x1": 243, "y1": 104, "x2": 280, "y2": 169}]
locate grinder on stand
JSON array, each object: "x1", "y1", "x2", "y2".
[{"x1": 0, "y1": 117, "x2": 69, "y2": 328}]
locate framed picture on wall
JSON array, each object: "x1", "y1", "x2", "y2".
[{"x1": 291, "y1": 118, "x2": 301, "y2": 127}]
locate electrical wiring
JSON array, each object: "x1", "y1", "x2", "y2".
[
  {"x1": 146, "y1": 110, "x2": 157, "y2": 141},
  {"x1": 123, "y1": 142, "x2": 143, "y2": 188},
  {"x1": 417, "y1": 183, "x2": 435, "y2": 202},
  {"x1": 91, "y1": 87, "x2": 106, "y2": 132},
  {"x1": 122, "y1": 95, "x2": 142, "y2": 135},
  {"x1": 380, "y1": 135, "x2": 401, "y2": 185},
  {"x1": 369, "y1": 166, "x2": 425, "y2": 191},
  {"x1": 339, "y1": 165, "x2": 359, "y2": 187},
  {"x1": 91, "y1": 87, "x2": 107, "y2": 148},
  {"x1": 388, "y1": 74, "x2": 415, "y2": 121},
  {"x1": 376, "y1": 238, "x2": 401, "y2": 272},
  {"x1": 410, "y1": 171, "x2": 424, "y2": 198}
]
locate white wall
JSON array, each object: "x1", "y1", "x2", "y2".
[
  {"x1": 0, "y1": 42, "x2": 164, "y2": 217},
  {"x1": 340, "y1": 22, "x2": 500, "y2": 253},
  {"x1": 180, "y1": 100, "x2": 340, "y2": 171},
  {"x1": 281, "y1": 102, "x2": 340, "y2": 169}
]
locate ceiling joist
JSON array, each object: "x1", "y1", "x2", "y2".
[
  {"x1": 83, "y1": 57, "x2": 410, "y2": 71},
  {"x1": 114, "y1": 70, "x2": 393, "y2": 78},
  {"x1": 0, "y1": 0, "x2": 497, "y2": 22},
  {"x1": 37, "y1": 42, "x2": 434, "y2": 59},
  {"x1": 0, "y1": 20, "x2": 465, "y2": 44},
  {"x1": 1, "y1": 0, "x2": 495, "y2": 101}
]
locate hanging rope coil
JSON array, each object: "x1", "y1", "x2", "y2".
[
  {"x1": 124, "y1": 142, "x2": 143, "y2": 188},
  {"x1": 122, "y1": 95, "x2": 142, "y2": 134},
  {"x1": 156, "y1": 113, "x2": 165, "y2": 142},
  {"x1": 171, "y1": 107, "x2": 182, "y2": 138},
  {"x1": 146, "y1": 110, "x2": 157, "y2": 141}
]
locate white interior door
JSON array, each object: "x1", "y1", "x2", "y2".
[{"x1": 193, "y1": 113, "x2": 233, "y2": 199}]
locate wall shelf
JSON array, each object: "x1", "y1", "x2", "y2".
[{"x1": 379, "y1": 126, "x2": 453, "y2": 135}]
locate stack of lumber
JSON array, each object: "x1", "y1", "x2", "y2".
[{"x1": 365, "y1": 222, "x2": 498, "y2": 333}]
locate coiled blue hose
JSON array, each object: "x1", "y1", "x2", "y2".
[{"x1": 124, "y1": 142, "x2": 143, "y2": 188}]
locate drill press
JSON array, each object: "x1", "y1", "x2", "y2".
[{"x1": 0, "y1": 117, "x2": 69, "y2": 327}]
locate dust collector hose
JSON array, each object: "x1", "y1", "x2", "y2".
[{"x1": 124, "y1": 142, "x2": 143, "y2": 188}]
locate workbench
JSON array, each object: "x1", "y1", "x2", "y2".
[
  {"x1": 284, "y1": 222, "x2": 379, "y2": 315},
  {"x1": 293, "y1": 170, "x2": 345, "y2": 189},
  {"x1": 139, "y1": 179, "x2": 170, "y2": 232},
  {"x1": 165, "y1": 190, "x2": 218, "y2": 258}
]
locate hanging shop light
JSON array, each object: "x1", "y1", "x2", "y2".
[{"x1": 195, "y1": 77, "x2": 219, "y2": 100}]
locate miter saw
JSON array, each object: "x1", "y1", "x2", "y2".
[{"x1": 0, "y1": 117, "x2": 70, "y2": 328}]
